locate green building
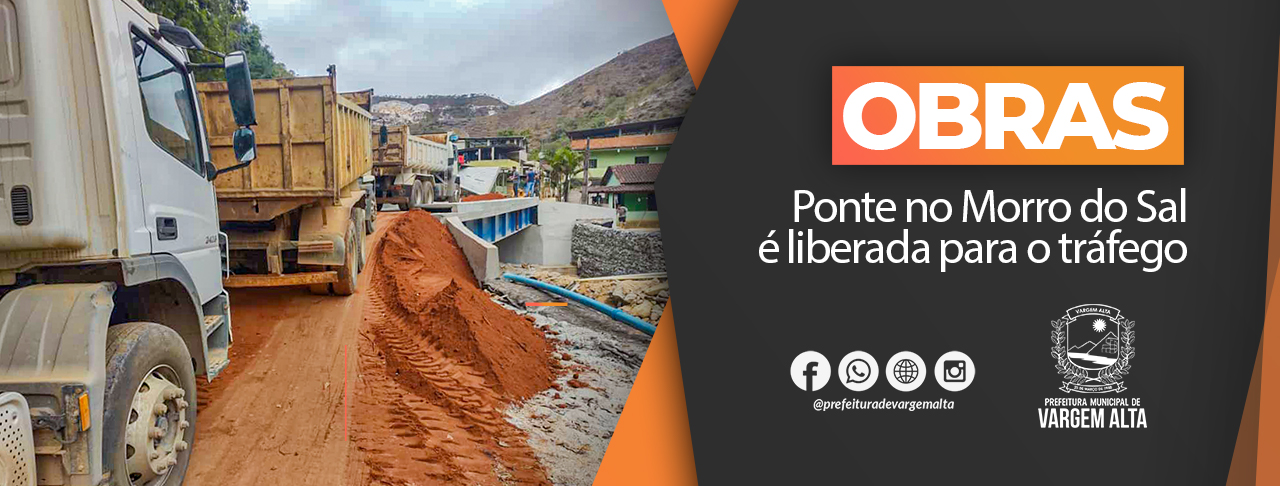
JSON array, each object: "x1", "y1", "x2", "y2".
[
  {"x1": 568, "y1": 116, "x2": 682, "y2": 182},
  {"x1": 587, "y1": 163, "x2": 661, "y2": 225}
]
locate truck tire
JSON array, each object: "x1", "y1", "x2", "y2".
[
  {"x1": 412, "y1": 180, "x2": 426, "y2": 206},
  {"x1": 102, "y1": 322, "x2": 197, "y2": 486},
  {"x1": 398, "y1": 182, "x2": 420, "y2": 211},
  {"x1": 332, "y1": 222, "x2": 359, "y2": 296},
  {"x1": 421, "y1": 181, "x2": 435, "y2": 205}
]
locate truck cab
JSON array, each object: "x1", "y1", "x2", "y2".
[{"x1": 0, "y1": 1, "x2": 256, "y2": 485}]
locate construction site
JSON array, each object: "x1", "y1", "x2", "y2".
[
  {"x1": 0, "y1": 1, "x2": 673, "y2": 485},
  {"x1": 184, "y1": 207, "x2": 659, "y2": 486}
]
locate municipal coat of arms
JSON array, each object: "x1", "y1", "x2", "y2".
[{"x1": 1050, "y1": 304, "x2": 1136, "y2": 393}]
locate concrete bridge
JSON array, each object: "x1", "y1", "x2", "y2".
[{"x1": 420, "y1": 198, "x2": 613, "y2": 281}]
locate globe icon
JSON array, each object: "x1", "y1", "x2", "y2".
[{"x1": 893, "y1": 360, "x2": 919, "y2": 384}]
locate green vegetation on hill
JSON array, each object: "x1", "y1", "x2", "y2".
[{"x1": 141, "y1": 0, "x2": 292, "y2": 80}]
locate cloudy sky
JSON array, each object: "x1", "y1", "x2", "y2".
[{"x1": 247, "y1": 0, "x2": 675, "y2": 104}]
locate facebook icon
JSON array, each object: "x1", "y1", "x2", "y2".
[
  {"x1": 803, "y1": 362, "x2": 820, "y2": 391},
  {"x1": 790, "y1": 351, "x2": 830, "y2": 391}
]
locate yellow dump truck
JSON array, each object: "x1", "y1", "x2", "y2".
[
  {"x1": 197, "y1": 69, "x2": 373, "y2": 294},
  {"x1": 372, "y1": 125, "x2": 458, "y2": 210}
]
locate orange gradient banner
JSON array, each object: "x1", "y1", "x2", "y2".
[{"x1": 831, "y1": 66, "x2": 1184, "y2": 165}]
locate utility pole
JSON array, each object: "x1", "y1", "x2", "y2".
[{"x1": 581, "y1": 138, "x2": 591, "y2": 204}]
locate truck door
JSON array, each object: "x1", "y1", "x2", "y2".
[{"x1": 127, "y1": 28, "x2": 223, "y2": 304}]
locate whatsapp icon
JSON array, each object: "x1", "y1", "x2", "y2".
[{"x1": 837, "y1": 351, "x2": 878, "y2": 391}]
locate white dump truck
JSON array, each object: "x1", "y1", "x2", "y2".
[
  {"x1": 371, "y1": 125, "x2": 459, "y2": 209},
  {"x1": 0, "y1": 1, "x2": 261, "y2": 485}
]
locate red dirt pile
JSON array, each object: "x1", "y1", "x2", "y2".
[
  {"x1": 355, "y1": 210, "x2": 555, "y2": 485},
  {"x1": 374, "y1": 210, "x2": 553, "y2": 398},
  {"x1": 462, "y1": 193, "x2": 507, "y2": 202}
]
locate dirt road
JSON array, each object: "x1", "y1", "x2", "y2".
[
  {"x1": 187, "y1": 210, "x2": 389, "y2": 485},
  {"x1": 186, "y1": 265, "x2": 368, "y2": 484}
]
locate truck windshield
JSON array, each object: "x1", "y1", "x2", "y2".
[{"x1": 132, "y1": 32, "x2": 202, "y2": 175}]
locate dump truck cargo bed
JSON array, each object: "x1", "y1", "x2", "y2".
[
  {"x1": 197, "y1": 72, "x2": 372, "y2": 291},
  {"x1": 373, "y1": 125, "x2": 450, "y2": 174},
  {"x1": 198, "y1": 74, "x2": 373, "y2": 212}
]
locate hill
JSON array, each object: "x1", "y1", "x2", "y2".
[
  {"x1": 1070, "y1": 332, "x2": 1117, "y2": 356},
  {"x1": 463, "y1": 33, "x2": 694, "y2": 146},
  {"x1": 370, "y1": 93, "x2": 509, "y2": 132},
  {"x1": 369, "y1": 34, "x2": 694, "y2": 148}
]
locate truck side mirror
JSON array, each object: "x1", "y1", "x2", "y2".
[
  {"x1": 204, "y1": 161, "x2": 218, "y2": 181},
  {"x1": 224, "y1": 52, "x2": 256, "y2": 127},
  {"x1": 214, "y1": 50, "x2": 257, "y2": 178},
  {"x1": 211, "y1": 128, "x2": 257, "y2": 178},
  {"x1": 232, "y1": 128, "x2": 256, "y2": 163},
  {"x1": 379, "y1": 125, "x2": 388, "y2": 146}
]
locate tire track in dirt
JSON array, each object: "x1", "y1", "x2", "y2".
[
  {"x1": 353, "y1": 211, "x2": 555, "y2": 485},
  {"x1": 188, "y1": 283, "x2": 365, "y2": 485}
]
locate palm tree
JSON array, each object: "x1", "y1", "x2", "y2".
[{"x1": 548, "y1": 147, "x2": 583, "y2": 202}]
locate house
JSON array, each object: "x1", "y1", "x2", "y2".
[
  {"x1": 457, "y1": 136, "x2": 528, "y2": 166},
  {"x1": 587, "y1": 163, "x2": 661, "y2": 224},
  {"x1": 568, "y1": 116, "x2": 682, "y2": 183},
  {"x1": 456, "y1": 137, "x2": 533, "y2": 196}
]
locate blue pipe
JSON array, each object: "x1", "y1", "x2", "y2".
[{"x1": 502, "y1": 273, "x2": 657, "y2": 336}]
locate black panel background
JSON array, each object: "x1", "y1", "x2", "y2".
[{"x1": 657, "y1": 1, "x2": 1279, "y2": 483}]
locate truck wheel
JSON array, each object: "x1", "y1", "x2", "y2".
[
  {"x1": 102, "y1": 323, "x2": 196, "y2": 486},
  {"x1": 413, "y1": 180, "x2": 427, "y2": 207},
  {"x1": 398, "y1": 182, "x2": 420, "y2": 211},
  {"x1": 332, "y1": 222, "x2": 359, "y2": 296},
  {"x1": 421, "y1": 182, "x2": 435, "y2": 205}
]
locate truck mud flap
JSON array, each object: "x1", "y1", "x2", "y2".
[{"x1": 297, "y1": 191, "x2": 365, "y2": 267}]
